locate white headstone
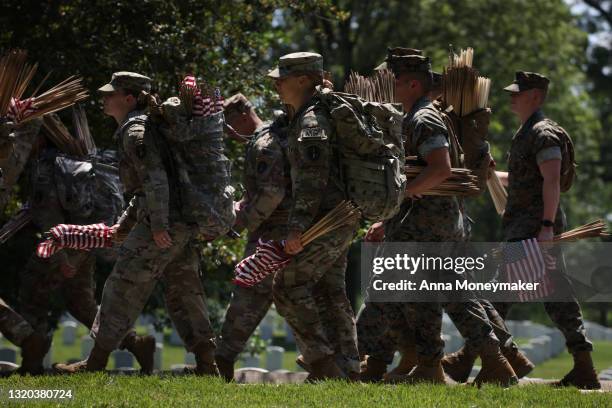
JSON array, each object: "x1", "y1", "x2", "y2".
[
  {"x1": 154, "y1": 342, "x2": 163, "y2": 371},
  {"x1": 62, "y1": 321, "x2": 78, "y2": 345},
  {"x1": 147, "y1": 325, "x2": 164, "y2": 343},
  {"x1": 0, "y1": 347, "x2": 17, "y2": 363},
  {"x1": 81, "y1": 335, "x2": 94, "y2": 359},
  {"x1": 265, "y1": 346, "x2": 284, "y2": 371},
  {"x1": 260, "y1": 314, "x2": 275, "y2": 341},
  {"x1": 43, "y1": 344, "x2": 52, "y2": 369},
  {"x1": 169, "y1": 328, "x2": 183, "y2": 346},
  {"x1": 185, "y1": 352, "x2": 195, "y2": 365},
  {"x1": 113, "y1": 350, "x2": 134, "y2": 369},
  {"x1": 242, "y1": 354, "x2": 261, "y2": 368}
]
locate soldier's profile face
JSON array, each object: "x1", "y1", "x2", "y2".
[
  {"x1": 274, "y1": 75, "x2": 302, "y2": 107},
  {"x1": 102, "y1": 90, "x2": 134, "y2": 117},
  {"x1": 394, "y1": 73, "x2": 414, "y2": 103},
  {"x1": 509, "y1": 90, "x2": 535, "y2": 115}
]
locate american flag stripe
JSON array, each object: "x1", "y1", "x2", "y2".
[
  {"x1": 504, "y1": 238, "x2": 554, "y2": 301},
  {"x1": 233, "y1": 239, "x2": 290, "y2": 287},
  {"x1": 37, "y1": 223, "x2": 113, "y2": 258}
]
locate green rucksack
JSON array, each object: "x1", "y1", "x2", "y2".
[
  {"x1": 153, "y1": 97, "x2": 236, "y2": 239},
  {"x1": 315, "y1": 87, "x2": 406, "y2": 221}
]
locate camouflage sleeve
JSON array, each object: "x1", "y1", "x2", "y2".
[
  {"x1": 123, "y1": 122, "x2": 170, "y2": 232},
  {"x1": 287, "y1": 109, "x2": 333, "y2": 232},
  {"x1": 533, "y1": 126, "x2": 562, "y2": 164},
  {"x1": 236, "y1": 138, "x2": 286, "y2": 232},
  {"x1": 412, "y1": 122, "x2": 449, "y2": 159}
]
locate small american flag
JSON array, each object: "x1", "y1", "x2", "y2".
[
  {"x1": 503, "y1": 238, "x2": 555, "y2": 301},
  {"x1": 7, "y1": 97, "x2": 36, "y2": 123},
  {"x1": 233, "y1": 238, "x2": 291, "y2": 287},
  {"x1": 36, "y1": 223, "x2": 114, "y2": 258}
]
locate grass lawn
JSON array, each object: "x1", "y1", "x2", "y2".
[
  {"x1": 530, "y1": 340, "x2": 612, "y2": 379},
  {"x1": 0, "y1": 374, "x2": 610, "y2": 407}
]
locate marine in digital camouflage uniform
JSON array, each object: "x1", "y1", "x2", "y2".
[
  {"x1": 492, "y1": 71, "x2": 599, "y2": 389},
  {"x1": 268, "y1": 53, "x2": 360, "y2": 380},
  {"x1": 214, "y1": 94, "x2": 292, "y2": 380},
  {"x1": 54, "y1": 72, "x2": 217, "y2": 376},
  {"x1": 360, "y1": 50, "x2": 517, "y2": 386}
]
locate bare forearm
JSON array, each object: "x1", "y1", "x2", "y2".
[
  {"x1": 542, "y1": 180, "x2": 560, "y2": 221},
  {"x1": 495, "y1": 171, "x2": 509, "y2": 187}
]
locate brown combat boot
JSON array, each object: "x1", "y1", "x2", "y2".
[
  {"x1": 18, "y1": 333, "x2": 48, "y2": 376},
  {"x1": 383, "y1": 347, "x2": 417, "y2": 382},
  {"x1": 441, "y1": 346, "x2": 478, "y2": 383},
  {"x1": 502, "y1": 346, "x2": 535, "y2": 379},
  {"x1": 305, "y1": 355, "x2": 346, "y2": 382},
  {"x1": 389, "y1": 355, "x2": 447, "y2": 384},
  {"x1": 359, "y1": 355, "x2": 387, "y2": 383},
  {"x1": 557, "y1": 351, "x2": 601, "y2": 390},
  {"x1": 193, "y1": 342, "x2": 220, "y2": 377},
  {"x1": 474, "y1": 344, "x2": 518, "y2": 387},
  {"x1": 215, "y1": 355, "x2": 234, "y2": 382},
  {"x1": 53, "y1": 342, "x2": 111, "y2": 374},
  {"x1": 122, "y1": 333, "x2": 156, "y2": 374}
]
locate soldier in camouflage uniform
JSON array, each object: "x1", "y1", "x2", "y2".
[
  {"x1": 492, "y1": 71, "x2": 599, "y2": 389},
  {"x1": 0, "y1": 297, "x2": 49, "y2": 375},
  {"x1": 268, "y1": 53, "x2": 360, "y2": 381},
  {"x1": 361, "y1": 50, "x2": 517, "y2": 386},
  {"x1": 16, "y1": 129, "x2": 154, "y2": 373},
  {"x1": 54, "y1": 72, "x2": 218, "y2": 376},
  {"x1": 214, "y1": 93, "x2": 292, "y2": 381},
  {"x1": 0, "y1": 119, "x2": 42, "y2": 212}
]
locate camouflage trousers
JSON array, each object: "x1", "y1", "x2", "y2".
[
  {"x1": 0, "y1": 297, "x2": 34, "y2": 346},
  {"x1": 358, "y1": 298, "x2": 502, "y2": 363},
  {"x1": 273, "y1": 221, "x2": 359, "y2": 373},
  {"x1": 92, "y1": 221, "x2": 215, "y2": 352},
  {"x1": 19, "y1": 250, "x2": 97, "y2": 343},
  {"x1": 217, "y1": 241, "x2": 359, "y2": 373},
  {"x1": 216, "y1": 241, "x2": 274, "y2": 362},
  {"x1": 494, "y1": 300, "x2": 592, "y2": 353}
]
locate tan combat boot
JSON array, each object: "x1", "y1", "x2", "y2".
[
  {"x1": 215, "y1": 355, "x2": 235, "y2": 382},
  {"x1": 383, "y1": 347, "x2": 417, "y2": 382},
  {"x1": 557, "y1": 351, "x2": 601, "y2": 390},
  {"x1": 440, "y1": 346, "x2": 478, "y2": 383},
  {"x1": 474, "y1": 344, "x2": 518, "y2": 387},
  {"x1": 359, "y1": 355, "x2": 387, "y2": 383},
  {"x1": 53, "y1": 342, "x2": 111, "y2": 374},
  {"x1": 502, "y1": 346, "x2": 535, "y2": 379},
  {"x1": 193, "y1": 342, "x2": 220, "y2": 377},
  {"x1": 122, "y1": 333, "x2": 156, "y2": 374},
  {"x1": 390, "y1": 355, "x2": 447, "y2": 384},
  {"x1": 18, "y1": 333, "x2": 49, "y2": 376},
  {"x1": 305, "y1": 355, "x2": 346, "y2": 382}
]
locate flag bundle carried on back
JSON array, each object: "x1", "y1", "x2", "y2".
[
  {"x1": 234, "y1": 201, "x2": 361, "y2": 287},
  {"x1": 503, "y1": 238, "x2": 555, "y2": 301},
  {"x1": 36, "y1": 223, "x2": 114, "y2": 258},
  {"x1": 179, "y1": 75, "x2": 224, "y2": 117}
]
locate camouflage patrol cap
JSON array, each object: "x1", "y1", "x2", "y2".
[
  {"x1": 267, "y1": 52, "x2": 324, "y2": 79},
  {"x1": 223, "y1": 93, "x2": 253, "y2": 115},
  {"x1": 98, "y1": 71, "x2": 152, "y2": 93},
  {"x1": 375, "y1": 47, "x2": 423, "y2": 71},
  {"x1": 503, "y1": 71, "x2": 549, "y2": 93}
]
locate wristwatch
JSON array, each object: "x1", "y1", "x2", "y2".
[{"x1": 541, "y1": 219, "x2": 554, "y2": 227}]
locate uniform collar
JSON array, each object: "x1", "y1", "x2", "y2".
[
  {"x1": 407, "y1": 96, "x2": 431, "y2": 118},
  {"x1": 113, "y1": 109, "x2": 145, "y2": 141}
]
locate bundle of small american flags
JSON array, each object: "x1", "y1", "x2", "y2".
[
  {"x1": 233, "y1": 238, "x2": 291, "y2": 287},
  {"x1": 7, "y1": 97, "x2": 35, "y2": 123},
  {"x1": 503, "y1": 238, "x2": 556, "y2": 301},
  {"x1": 180, "y1": 75, "x2": 223, "y2": 117},
  {"x1": 36, "y1": 223, "x2": 114, "y2": 258},
  {"x1": 233, "y1": 200, "x2": 361, "y2": 287}
]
